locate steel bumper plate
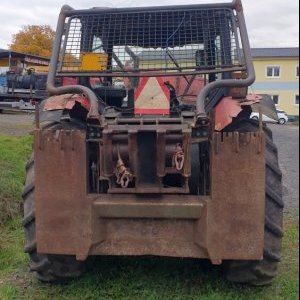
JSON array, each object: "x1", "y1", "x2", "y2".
[{"x1": 35, "y1": 129, "x2": 265, "y2": 262}]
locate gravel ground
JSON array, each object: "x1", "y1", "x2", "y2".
[
  {"x1": 0, "y1": 112, "x2": 34, "y2": 137},
  {"x1": 0, "y1": 113, "x2": 298, "y2": 213},
  {"x1": 269, "y1": 124, "x2": 299, "y2": 215}
]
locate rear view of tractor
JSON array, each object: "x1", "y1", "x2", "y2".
[{"x1": 23, "y1": 0, "x2": 283, "y2": 285}]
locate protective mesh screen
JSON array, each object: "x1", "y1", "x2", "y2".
[{"x1": 60, "y1": 7, "x2": 244, "y2": 76}]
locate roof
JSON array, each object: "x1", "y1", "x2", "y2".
[
  {"x1": 139, "y1": 47, "x2": 300, "y2": 62},
  {"x1": 251, "y1": 47, "x2": 299, "y2": 58},
  {"x1": 0, "y1": 49, "x2": 50, "y2": 65}
]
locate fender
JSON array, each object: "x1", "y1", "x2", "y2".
[
  {"x1": 215, "y1": 94, "x2": 278, "y2": 131},
  {"x1": 39, "y1": 94, "x2": 90, "y2": 123}
]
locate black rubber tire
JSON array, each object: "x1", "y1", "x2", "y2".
[
  {"x1": 22, "y1": 121, "x2": 84, "y2": 282},
  {"x1": 223, "y1": 118, "x2": 284, "y2": 286}
]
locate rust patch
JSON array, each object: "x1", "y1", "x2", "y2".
[
  {"x1": 207, "y1": 131, "x2": 266, "y2": 260},
  {"x1": 43, "y1": 94, "x2": 90, "y2": 111},
  {"x1": 34, "y1": 129, "x2": 102, "y2": 259},
  {"x1": 34, "y1": 128, "x2": 265, "y2": 262}
]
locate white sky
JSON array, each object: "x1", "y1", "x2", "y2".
[{"x1": 0, "y1": 0, "x2": 299, "y2": 49}]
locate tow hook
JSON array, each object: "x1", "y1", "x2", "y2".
[
  {"x1": 172, "y1": 143, "x2": 185, "y2": 171},
  {"x1": 115, "y1": 149, "x2": 133, "y2": 188}
]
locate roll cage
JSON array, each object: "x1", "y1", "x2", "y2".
[{"x1": 46, "y1": 0, "x2": 255, "y2": 120}]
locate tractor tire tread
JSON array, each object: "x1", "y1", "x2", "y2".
[{"x1": 223, "y1": 118, "x2": 283, "y2": 286}]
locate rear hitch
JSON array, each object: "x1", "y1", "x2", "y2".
[
  {"x1": 172, "y1": 143, "x2": 185, "y2": 171},
  {"x1": 115, "y1": 149, "x2": 133, "y2": 188}
]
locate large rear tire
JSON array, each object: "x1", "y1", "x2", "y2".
[
  {"x1": 23, "y1": 121, "x2": 84, "y2": 282},
  {"x1": 223, "y1": 118, "x2": 284, "y2": 285}
]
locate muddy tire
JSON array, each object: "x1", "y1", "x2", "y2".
[
  {"x1": 22, "y1": 121, "x2": 84, "y2": 282},
  {"x1": 223, "y1": 118, "x2": 284, "y2": 285}
]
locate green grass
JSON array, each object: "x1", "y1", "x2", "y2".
[
  {"x1": 0, "y1": 135, "x2": 32, "y2": 226},
  {"x1": 0, "y1": 217, "x2": 297, "y2": 300},
  {"x1": 0, "y1": 134, "x2": 298, "y2": 300}
]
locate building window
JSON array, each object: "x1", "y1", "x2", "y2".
[
  {"x1": 266, "y1": 66, "x2": 280, "y2": 78},
  {"x1": 272, "y1": 95, "x2": 280, "y2": 106},
  {"x1": 295, "y1": 95, "x2": 299, "y2": 106},
  {"x1": 296, "y1": 66, "x2": 299, "y2": 77}
]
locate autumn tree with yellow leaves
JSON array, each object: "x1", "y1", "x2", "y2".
[{"x1": 10, "y1": 25, "x2": 55, "y2": 58}]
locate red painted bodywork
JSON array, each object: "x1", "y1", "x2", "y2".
[
  {"x1": 215, "y1": 94, "x2": 262, "y2": 131},
  {"x1": 44, "y1": 94, "x2": 90, "y2": 112}
]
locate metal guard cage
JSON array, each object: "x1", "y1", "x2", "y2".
[
  {"x1": 58, "y1": 5, "x2": 245, "y2": 77},
  {"x1": 48, "y1": 1, "x2": 255, "y2": 119}
]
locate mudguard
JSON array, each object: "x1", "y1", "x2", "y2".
[
  {"x1": 215, "y1": 94, "x2": 278, "y2": 131},
  {"x1": 39, "y1": 94, "x2": 90, "y2": 123}
]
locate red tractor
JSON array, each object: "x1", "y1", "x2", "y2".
[{"x1": 23, "y1": 0, "x2": 283, "y2": 285}]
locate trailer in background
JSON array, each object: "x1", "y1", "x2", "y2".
[
  {"x1": 0, "y1": 49, "x2": 50, "y2": 105},
  {"x1": 0, "y1": 99, "x2": 35, "y2": 113}
]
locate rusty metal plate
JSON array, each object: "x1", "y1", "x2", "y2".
[
  {"x1": 34, "y1": 128, "x2": 266, "y2": 262},
  {"x1": 34, "y1": 129, "x2": 99, "y2": 258},
  {"x1": 93, "y1": 195, "x2": 206, "y2": 219},
  {"x1": 206, "y1": 131, "x2": 266, "y2": 260},
  {"x1": 89, "y1": 195, "x2": 209, "y2": 258},
  {"x1": 89, "y1": 218, "x2": 208, "y2": 258}
]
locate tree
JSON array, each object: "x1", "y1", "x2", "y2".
[{"x1": 10, "y1": 25, "x2": 55, "y2": 58}]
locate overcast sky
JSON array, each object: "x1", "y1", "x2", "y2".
[{"x1": 0, "y1": 0, "x2": 298, "y2": 49}]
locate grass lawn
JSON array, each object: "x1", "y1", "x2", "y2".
[
  {"x1": 0, "y1": 134, "x2": 299, "y2": 300},
  {"x1": 0, "y1": 134, "x2": 32, "y2": 226}
]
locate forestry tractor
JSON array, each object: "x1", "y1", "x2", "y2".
[{"x1": 23, "y1": 0, "x2": 283, "y2": 285}]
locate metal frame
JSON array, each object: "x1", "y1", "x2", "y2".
[
  {"x1": 34, "y1": 128, "x2": 266, "y2": 261},
  {"x1": 46, "y1": 0, "x2": 255, "y2": 121},
  {"x1": 196, "y1": 0, "x2": 255, "y2": 120}
]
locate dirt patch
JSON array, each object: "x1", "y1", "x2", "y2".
[
  {"x1": 0, "y1": 270, "x2": 33, "y2": 294},
  {"x1": 0, "y1": 112, "x2": 34, "y2": 137},
  {"x1": 0, "y1": 198, "x2": 22, "y2": 227}
]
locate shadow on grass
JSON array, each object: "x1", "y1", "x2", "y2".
[
  {"x1": 15, "y1": 217, "x2": 297, "y2": 300},
  {"x1": 32, "y1": 256, "x2": 268, "y2": 300}
]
